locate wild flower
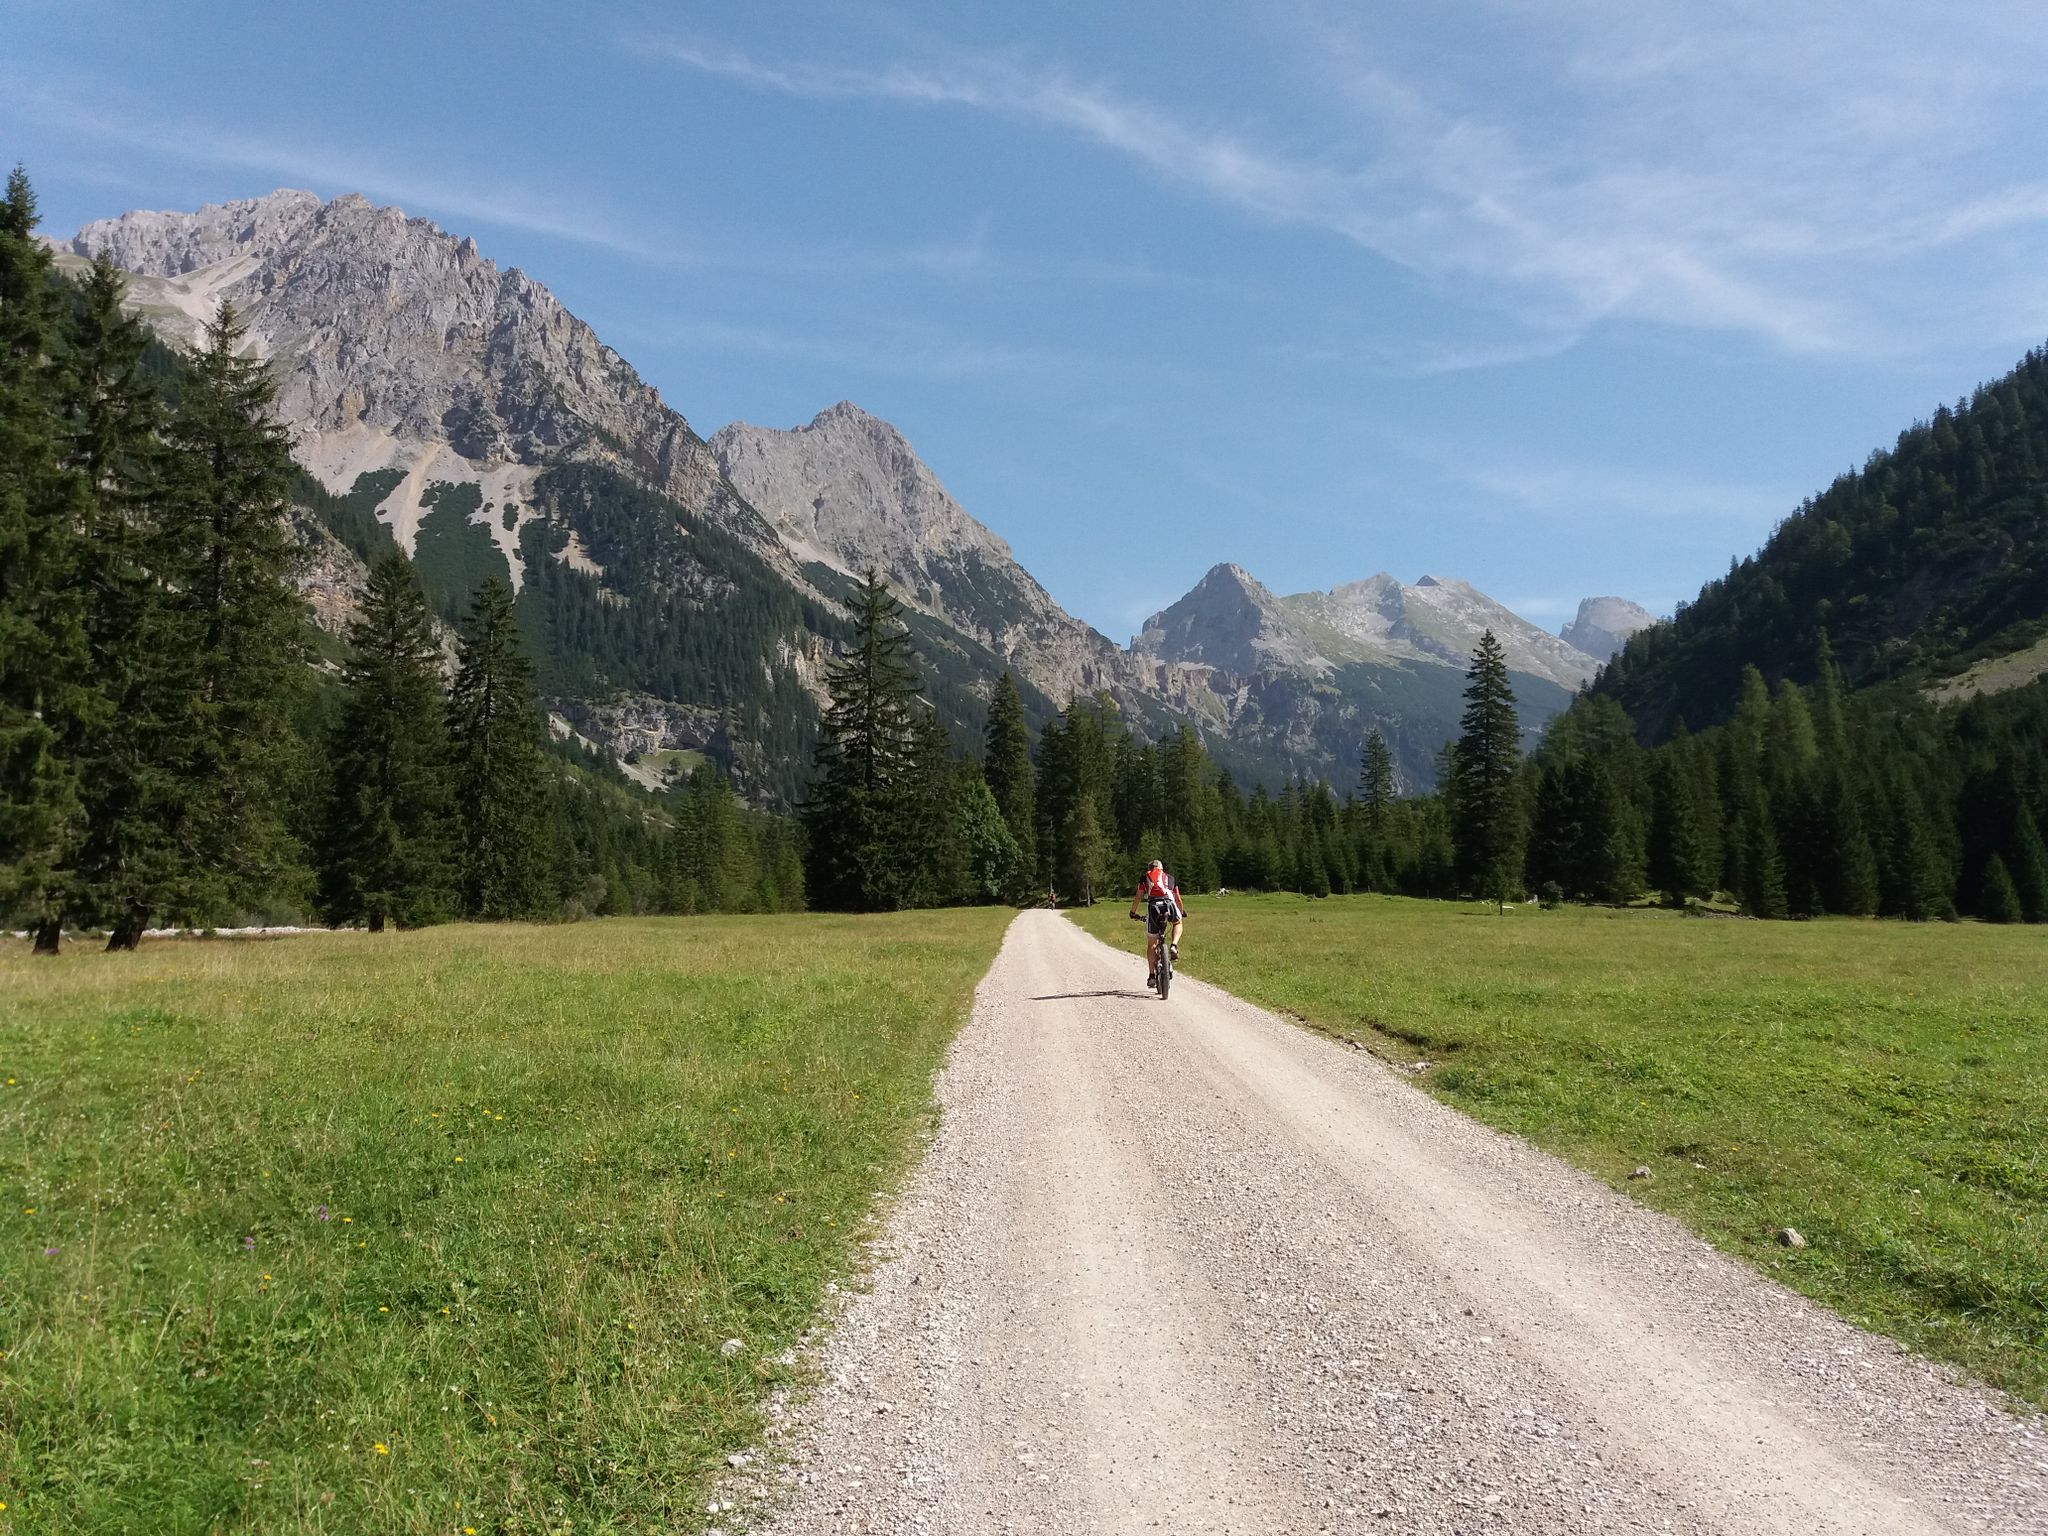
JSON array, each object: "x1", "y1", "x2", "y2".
[
  {"x1": 317, "y1": 1204, "x2": 330, "y2": 1221},
  {"x1": 372, "y1": 1442, "x2": 389, "y2": 1455}
]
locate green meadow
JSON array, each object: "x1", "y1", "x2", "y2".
[
  {"x1": 1071, "y1": 894, "x2": 2048, "y2": 1409},
  {"x1": 0, "y1": 911, "x2": 1010, "y2": 1534}
]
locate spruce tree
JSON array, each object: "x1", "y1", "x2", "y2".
[
  {"x1": 903, "y1": 704, "x2": 961, "y2": 907},
  {"x1": 447, "y1": 576, "x2": 552, "y2": 920},
  {"x1": 802, "y1": 569, "x2": 920, "y2": 910},
  {"x1": 0, "y1": 166, "x2": 88, "y2": 952},
  {"x1": 1739, "y1": 810, "x2": 1788, "y2": 919},
  {"x1": 2008, "y1": 805, "x2": 2048, "y2": 923},
  {"x1": 1449, "y1": 631, "x2": 1524, "y2": 908},
  {"x1": 1355, "y1": 727, "x2": 1396, "y2": 891},
  {"x1": 1648, "y1": 735, "x2": 1715, "y2": 903},
  {"x1": 982, "y1": 671, "x2": 1037, "y2": 895},
  {"x1": 59, "y1": 251, "x2": 178, "y2": 945},
  {"x1": 136, "y1": 301, "x2": 304, "y2": 944},
  {"x1": 1979, "y1": 853, "x2": 2022, "y2": 924},
  {"x1": 320, "y1": 553, "x2": 453, "y2": 930}
]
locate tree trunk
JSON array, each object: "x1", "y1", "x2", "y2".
[
  {"x1": 32, "y1": 919, "x2": 61, "y2": 956},
  {"x1": 106, "y1": 912, "x2": 145, "y2": 952},
  {"x1": 368, "y1": 910, "x2": 386, "y2": 934}
]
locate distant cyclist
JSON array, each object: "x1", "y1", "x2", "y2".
[{"x1": 1129, "y1": 859, "x2": 1185, "y2": 988}]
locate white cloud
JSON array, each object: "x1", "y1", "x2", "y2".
[{"x1": 635, "y1": 8, "x2": 2048, "y2": 354}]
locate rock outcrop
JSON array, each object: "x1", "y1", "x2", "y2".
[
  {"x1": 70, "y1": 189, "x2": 770, "y2": 573},
  {"x1": 712, "y1": 403, "x2": 1138, "y2": 705},
  {"x1": 1561, "y1": 596, "x2": 1656, "y2": 664}
]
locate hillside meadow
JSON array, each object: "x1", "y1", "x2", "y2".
[
  {"x1": 1070, "y1": 893, "x2": 2047, "y2": 1409},
  {"x1": 0, "y1": 911, "x2": 1011, "y2": 1534}
]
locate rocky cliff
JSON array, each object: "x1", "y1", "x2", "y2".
[
  {"x1": 711, "y1": 403, "x2": 1141, "y2": 705},
  {"x1": 70, "y1": 189, "x2": 767, "y2": 579},
  {"x1": 1560, "y1": 596, "x2": 1656, "y2": 664}
]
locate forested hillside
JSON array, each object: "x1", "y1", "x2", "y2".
[
  {"x1": 1600, "y1": 346, "x2": 2048, "y2": 736},
  {"x1": 1514, "y1": 338, "x2": 2048, "y2": 925}
]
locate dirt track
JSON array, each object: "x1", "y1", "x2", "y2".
[{"x1": 754, "y1": 910, "x2": 2047, "y2": 1534}]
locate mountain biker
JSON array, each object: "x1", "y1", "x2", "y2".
[{"x1": 1129, "y1": 859, "x2": 1184, "y2": 987}]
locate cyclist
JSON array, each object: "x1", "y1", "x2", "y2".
[{"x1": 1129, "y1": 859, "x2": 1185, "y2": 988}]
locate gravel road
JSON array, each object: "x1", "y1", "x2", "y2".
[{"x1": 750, "y1": 910, "x2": 2047, "y2": 1534}]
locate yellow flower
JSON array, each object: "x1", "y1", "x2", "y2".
[
  {"x1": 22, "y1": 1208, "x2": 33, "y2": 1216},
  {"x1": 342, "y1": 1216, "x2": 353, "y2": 1224},
  {"x1": 626, "y1": 1322, "x2": 636, "y2": 1330},
  {"x1": 441, "y1": 1307, "x2": 451, "y2": 1315},
  {"x1": 373, "y1": 1442, "x2": 389, "y2": 1455},
  {"x1": 454, "y1": 1156, "x2": 464, "y2": 1163},
  {"x1": 379, "y1": 1306, "x2": 389, "y2": 1313}
]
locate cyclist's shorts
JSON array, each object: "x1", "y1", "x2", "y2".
[{"x1": 1145, "y1": 897, "x2": 1180, "y2": 934}]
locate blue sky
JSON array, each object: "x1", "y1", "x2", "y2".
[{"x1": 7, "y1": 1, "x2": 2048, "y2": 640}]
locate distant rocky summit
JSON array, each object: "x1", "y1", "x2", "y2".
[
  {"x1": 711, "y1": 403, "x2": 1137, "y2": 707},
  {"x1": 1560, "y1": 597, "x2": 1656, "y2": 664}
]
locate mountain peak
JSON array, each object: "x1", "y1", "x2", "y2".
[
  {"x1": 810, "y1": 400, "x2": 877, "y2": 428},
  {"x1": 1561, "y1": 596, "x2": 1655, "y2": 663},
  {"x1": 1194, "y1": 561, "x2": 1270, "y2": 597}
]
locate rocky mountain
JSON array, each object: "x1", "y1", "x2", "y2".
[
  {"x1": 1560, "y1": 596, "x2": 1655, "y2": 664},
  {"x1": 70, "y1": 186, "x2": 1642, "y2": 798},
  {"x1": 1130, "y1": 564, "x2": 1605, "y2": 786},
  {"x1": 67, "y1": 189, "x2": 759, "y2": 577},
  {"x1": 710, "y1": 403, "x2": 1137, "y2": 706}
]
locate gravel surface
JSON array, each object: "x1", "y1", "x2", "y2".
[{"x1": 747, "y1": 910, "x2": 2048, "y2": 1535}]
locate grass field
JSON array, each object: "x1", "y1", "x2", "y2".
[
  {"x1": 1070, "y1": 894, "x2": 2047, "y2": 1409},
  {"x1": 0, "y1": 911, "x2": 1011, "y2": 1533}
]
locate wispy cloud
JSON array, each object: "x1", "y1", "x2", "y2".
[
  {"x1": 3, "y1": 75, "x2": 675, "y2": 261},
  {"x1": 612, "y1": 311, "x2": 1157, "y2": 392},
  {"x1": 635, "y1": 9, "x2": 2048, "y2": 354},
  {"x1": 1451, "y1": 454, "x2": 1790, "y2": 530}
]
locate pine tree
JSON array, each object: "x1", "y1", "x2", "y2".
[
  {"x1": 982, "y1": 671, "x2": 1036, "y2": 896},
  {"x1": 903, "y1": 704, "x2": 961, "y2": 907},
  {"x1": 2009, "y1": 805, "x2": 2048, "y2": 923},
  {"x1": 0, "y1": 166, "x2": 88, "y2": 952},
  {"x1": 803, "y1": 569, "x2": 921, "y2": 910},
  {"x1": 1449, "y1": 631, "x2": 1524, "y2": 908},
  {"x1": 1063, "y1": 793, "x2": 1107, "y2": 905},
  {"x1": 1738, "y1": 811, "x2": 1788, "y2": 918},
  {"x1": 59, "y1": 251, "x2": 178, "y2": 946},
  {"x1": 1881, "y1": 787, "x2": 1954, "y2": 922},
  {"x1": 320, "y1": 553, "x2": 453, "y2": 930},
  {"x1": 1979, "y1": 853, "x2": 2022, "y2": 924},
  {"x1": 1355, "y1": 727, "x2": 1396, "y2": 891},
  {"x1": 448, "y1": 576, "x2": 552, "y2": 920},
  {"x1": 1648, "y1": 735, "x2": 1716, "y2": 903},
  {"x1": 131, "y1": 301, "x2": 305, "y2": 944}
]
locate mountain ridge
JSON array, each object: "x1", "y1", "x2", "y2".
[{"x1": 69, "y1": 185, "x2": 1641, "y2": 794}]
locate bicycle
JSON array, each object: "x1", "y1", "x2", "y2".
[{"x1": 1139, "y1": 896, "x2": 1176, "y2": 999}]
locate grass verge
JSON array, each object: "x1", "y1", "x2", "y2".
[
  {"x1": 0, "y1": 910, "x2": 1012, "y2": 1533},
  {"x1": 1068, "y1": 893, "x2": 2046, "y2": 1409}
]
